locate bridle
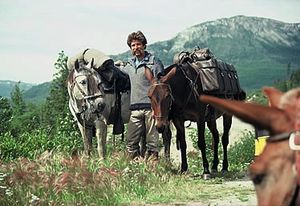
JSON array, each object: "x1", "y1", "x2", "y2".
[
  {"x1": 69, "y1": 68, "x2": 104, "y2": 115},
  {"x1": 266, "y1": 131, "x2": 300, "y2": 204},
  {"x1": 72, "y1": 74, "x2": 104, "y2": 101},
  {"x1": 149, "y1": 82, "x2": 174, "y2": 121}
]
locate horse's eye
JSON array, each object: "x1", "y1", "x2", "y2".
[
  {"x1": 252, "y1": 173, "x2": 266, "y2": 185},
  {"x1": 80, "y1": 80, "x2": 87, "y2": 85}
]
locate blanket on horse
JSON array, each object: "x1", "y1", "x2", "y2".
[{"x1": 67, "y1": 48, "x2": 130, "y2": 93}]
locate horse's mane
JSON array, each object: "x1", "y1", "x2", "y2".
[
  {"x1": 159, "y1": 64, "x2": 178, "y2": 83},
  {"x1": 67, "y1": 69, "x2": 75, "y2": 85},
  {"x1": 164, "y1": 64, "x2": 177, "y2": 74}
]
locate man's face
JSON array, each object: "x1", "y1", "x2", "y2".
[{"x1": 130, "y1": 39, "x2": 145, "y2": 59}]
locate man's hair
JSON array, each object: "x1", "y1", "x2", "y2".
[{"x1": 127, "y1": 31, "x2": 147, "y2": 48}]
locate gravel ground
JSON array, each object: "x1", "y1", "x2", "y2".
[{"x1": 155, "y1": 117, "x2": 257, "y2": 206}]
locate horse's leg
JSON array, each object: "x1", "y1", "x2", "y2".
[
  {"x1": 197, "y1": 120, "x2": 210, "y2": 176},
  {"x1": 96, "y1": 120, "x2": 107, "y2": 159},
  {"x1": 207, "y1": 118, "x2": 219, "y2": 174},
  {"x1": 173, "y1": 118, "x2": 187, "y2": 172},
  {"x1": 78, "y1": 123, "x2": 93, "y2": 156},
  {"x1": 221, "y1": 113, "x2": 232, "y2": 172},
  {"x1": 162, "y1": 123, "x2": 172, "y2": 162}
]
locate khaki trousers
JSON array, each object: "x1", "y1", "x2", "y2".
[{"x1": 126, "y1": 109, "x2": 159, "y2": 154}]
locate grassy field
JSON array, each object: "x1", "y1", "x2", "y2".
[{"x1": 0, "y1": 126, "x2": 256, "y2": 206}]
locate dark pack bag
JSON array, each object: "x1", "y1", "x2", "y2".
[{"x1": 188, "y1": 48, "x2": 242, "y2": 97}]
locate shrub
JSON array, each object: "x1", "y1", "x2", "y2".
[{"x1": 187, "y1": 127, "x2": 254, "y2": 175}]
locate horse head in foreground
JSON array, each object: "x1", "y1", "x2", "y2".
[
  {"x1": 200, "y1": 87, "x2": 300, "y2": 206},
  {"x1": 67, "y1": 59, "x2": 107, "y2": 158}
]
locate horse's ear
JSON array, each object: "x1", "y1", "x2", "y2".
[
  {"x1": 144, "y1": 67, "x2": 155, "y2": 84},
  {"x1": 263, "y1": 87, "x2": 283, "y2": 108},
  {"x1": 74, "y1": 59, "x2": 80, "y2": 70},
  {"x1": 90, "y1": 58, "x2": 95, "y2": 69},
  {"x1": 199, "y1": 95, "x2": 287, "y2": 134}
]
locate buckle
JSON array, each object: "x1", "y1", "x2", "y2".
[{"x1": 289, "y1": 131, "x2": 300, "y2": 150}]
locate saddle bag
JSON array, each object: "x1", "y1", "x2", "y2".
[{"x1": 191, "y1": 57, "x2": 242, "y2": 96}]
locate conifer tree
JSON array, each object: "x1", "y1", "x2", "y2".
[
  {"x1": 10, "y1": 81, "x2": 26, "y2": 116},
  {"x1": 0, "y1": 96, "x2": 12, "y2": 135},
  {"x1": 43, "y1": 51, "x2": 70, "y2": 130}
]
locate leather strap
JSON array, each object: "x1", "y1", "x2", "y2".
[{"x1": 294, "y1": 98, "x2": 300, "y2": 185}]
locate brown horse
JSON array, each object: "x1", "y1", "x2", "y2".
[
  {"x1": 147, "y1": 63, "x2": 239, "y2": 176},
  {"x1": 200, "y1": 87, "x2": 300, "y2": 206}
]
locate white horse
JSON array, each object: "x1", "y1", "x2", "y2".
[{"x1": 67, "y1": 59, "x2": 130, "y2": 159}]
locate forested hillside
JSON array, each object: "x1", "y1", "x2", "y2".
[{"x1": 112, "y1": 15, "x2": 300, "y2": 90}]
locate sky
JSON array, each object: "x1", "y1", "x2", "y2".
[{"x1": 1, "y1": 0, "x2": 300, "y2": 84}]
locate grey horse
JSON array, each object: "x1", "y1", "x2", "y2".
[{"x1": 67, "y1": 58, "x2": 130, "y2": 159}]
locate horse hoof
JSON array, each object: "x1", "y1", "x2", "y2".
[
  {"x1": 211, "y1": 169, "x2": 218, "y2": 175},
  {"x1": 203, "y1": 173, "x2": 211, "y2": 180},
  {"x1": 221, "y1": 170, "x2": 228, "y2": 176}
]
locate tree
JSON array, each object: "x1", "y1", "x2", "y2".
[
  {"x1": 0, "y1": 96, "x2": 12, "y2": 135},
  {"x1": 43, "y1": 51, "x2": 70, "y2": 132},
  {"x1": 290, "y1": 68, "x2": 300, "y2": 88},
  {"x1": 10, "y1": 81, "x2": 26, "y2": 116}
]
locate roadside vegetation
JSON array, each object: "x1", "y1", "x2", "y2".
[
  {"x1": 0, "y1": 51, "x2": 299, "y2": 205},
  {"x1": 0, "y1": 127, "x2": 255, "y2": 206}
]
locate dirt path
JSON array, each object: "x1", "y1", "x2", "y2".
[{"x1": 157, "y1": 117, "x2": 256, "y2": 206}]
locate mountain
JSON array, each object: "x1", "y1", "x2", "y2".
[
  {"x1": 23, "y1": 82, "x2": 51, "y2": 103},
  {"x1": 0, "y1": 80, "x2": 51, "y2": 103},
  {"x1": 112, "y1": 15, "x2": 300, "y2": 90},
  {"x1": 0, "y1": 80, "x2": 35, "y2": 98},
  {"x1": 2, "y1": 16, "x2": 300, "y2": 102}
]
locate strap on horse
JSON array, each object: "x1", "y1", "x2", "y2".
[
  {"x1": 177, "y1": 63, "x2": 202, "y2": 110},
  {"x1": 292, "y1": 98, "x2": 300, "y2": 187},
  {"x1": 295, "y1": 109, "x2": 300, "y2": 187}
]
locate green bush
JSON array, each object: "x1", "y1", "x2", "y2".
[
  {"x1": 228, "y1": 131, "x2": 254, "y2": 172},
  {"x1": 0, "y1": 128, "x2": 81, "y2": 162},
  {"x1": 187, "y1": 127, "x2": 254, "y2": 175}
]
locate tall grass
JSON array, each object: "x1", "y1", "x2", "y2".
[
  {"x1": 187, "y1": 127, "x2": 254, "y2": 177},
  {"x1": 0, "y1": 127, "x2": 255, "y2": 205}
]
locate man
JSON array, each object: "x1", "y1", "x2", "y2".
[{"x1": 123, "y1": 31, "x2": 164, "y2": 160}]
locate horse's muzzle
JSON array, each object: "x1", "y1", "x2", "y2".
[
  {"x1": 97, "y1": 102, "x2": 106, "y2": 113},
  {"x1": 156, "y1": 125, "x2": 165, "y2": 133}
]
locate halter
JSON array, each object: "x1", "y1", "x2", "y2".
[
  {"x1": 72, "y1": 74, "x2": 103, "y2": 100},
  {"x1": 150, "y1": 82, "x2": 174, "y2": 120},
  {"x1": 266, "y1": 130, "x2": 300, "y2": 203},
  {"x1": 69, "y1": 68, "x2": 104, "y2": 115},
  {"x1": 266, "y1": 131, "x2": 300, "y2": 150}
]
